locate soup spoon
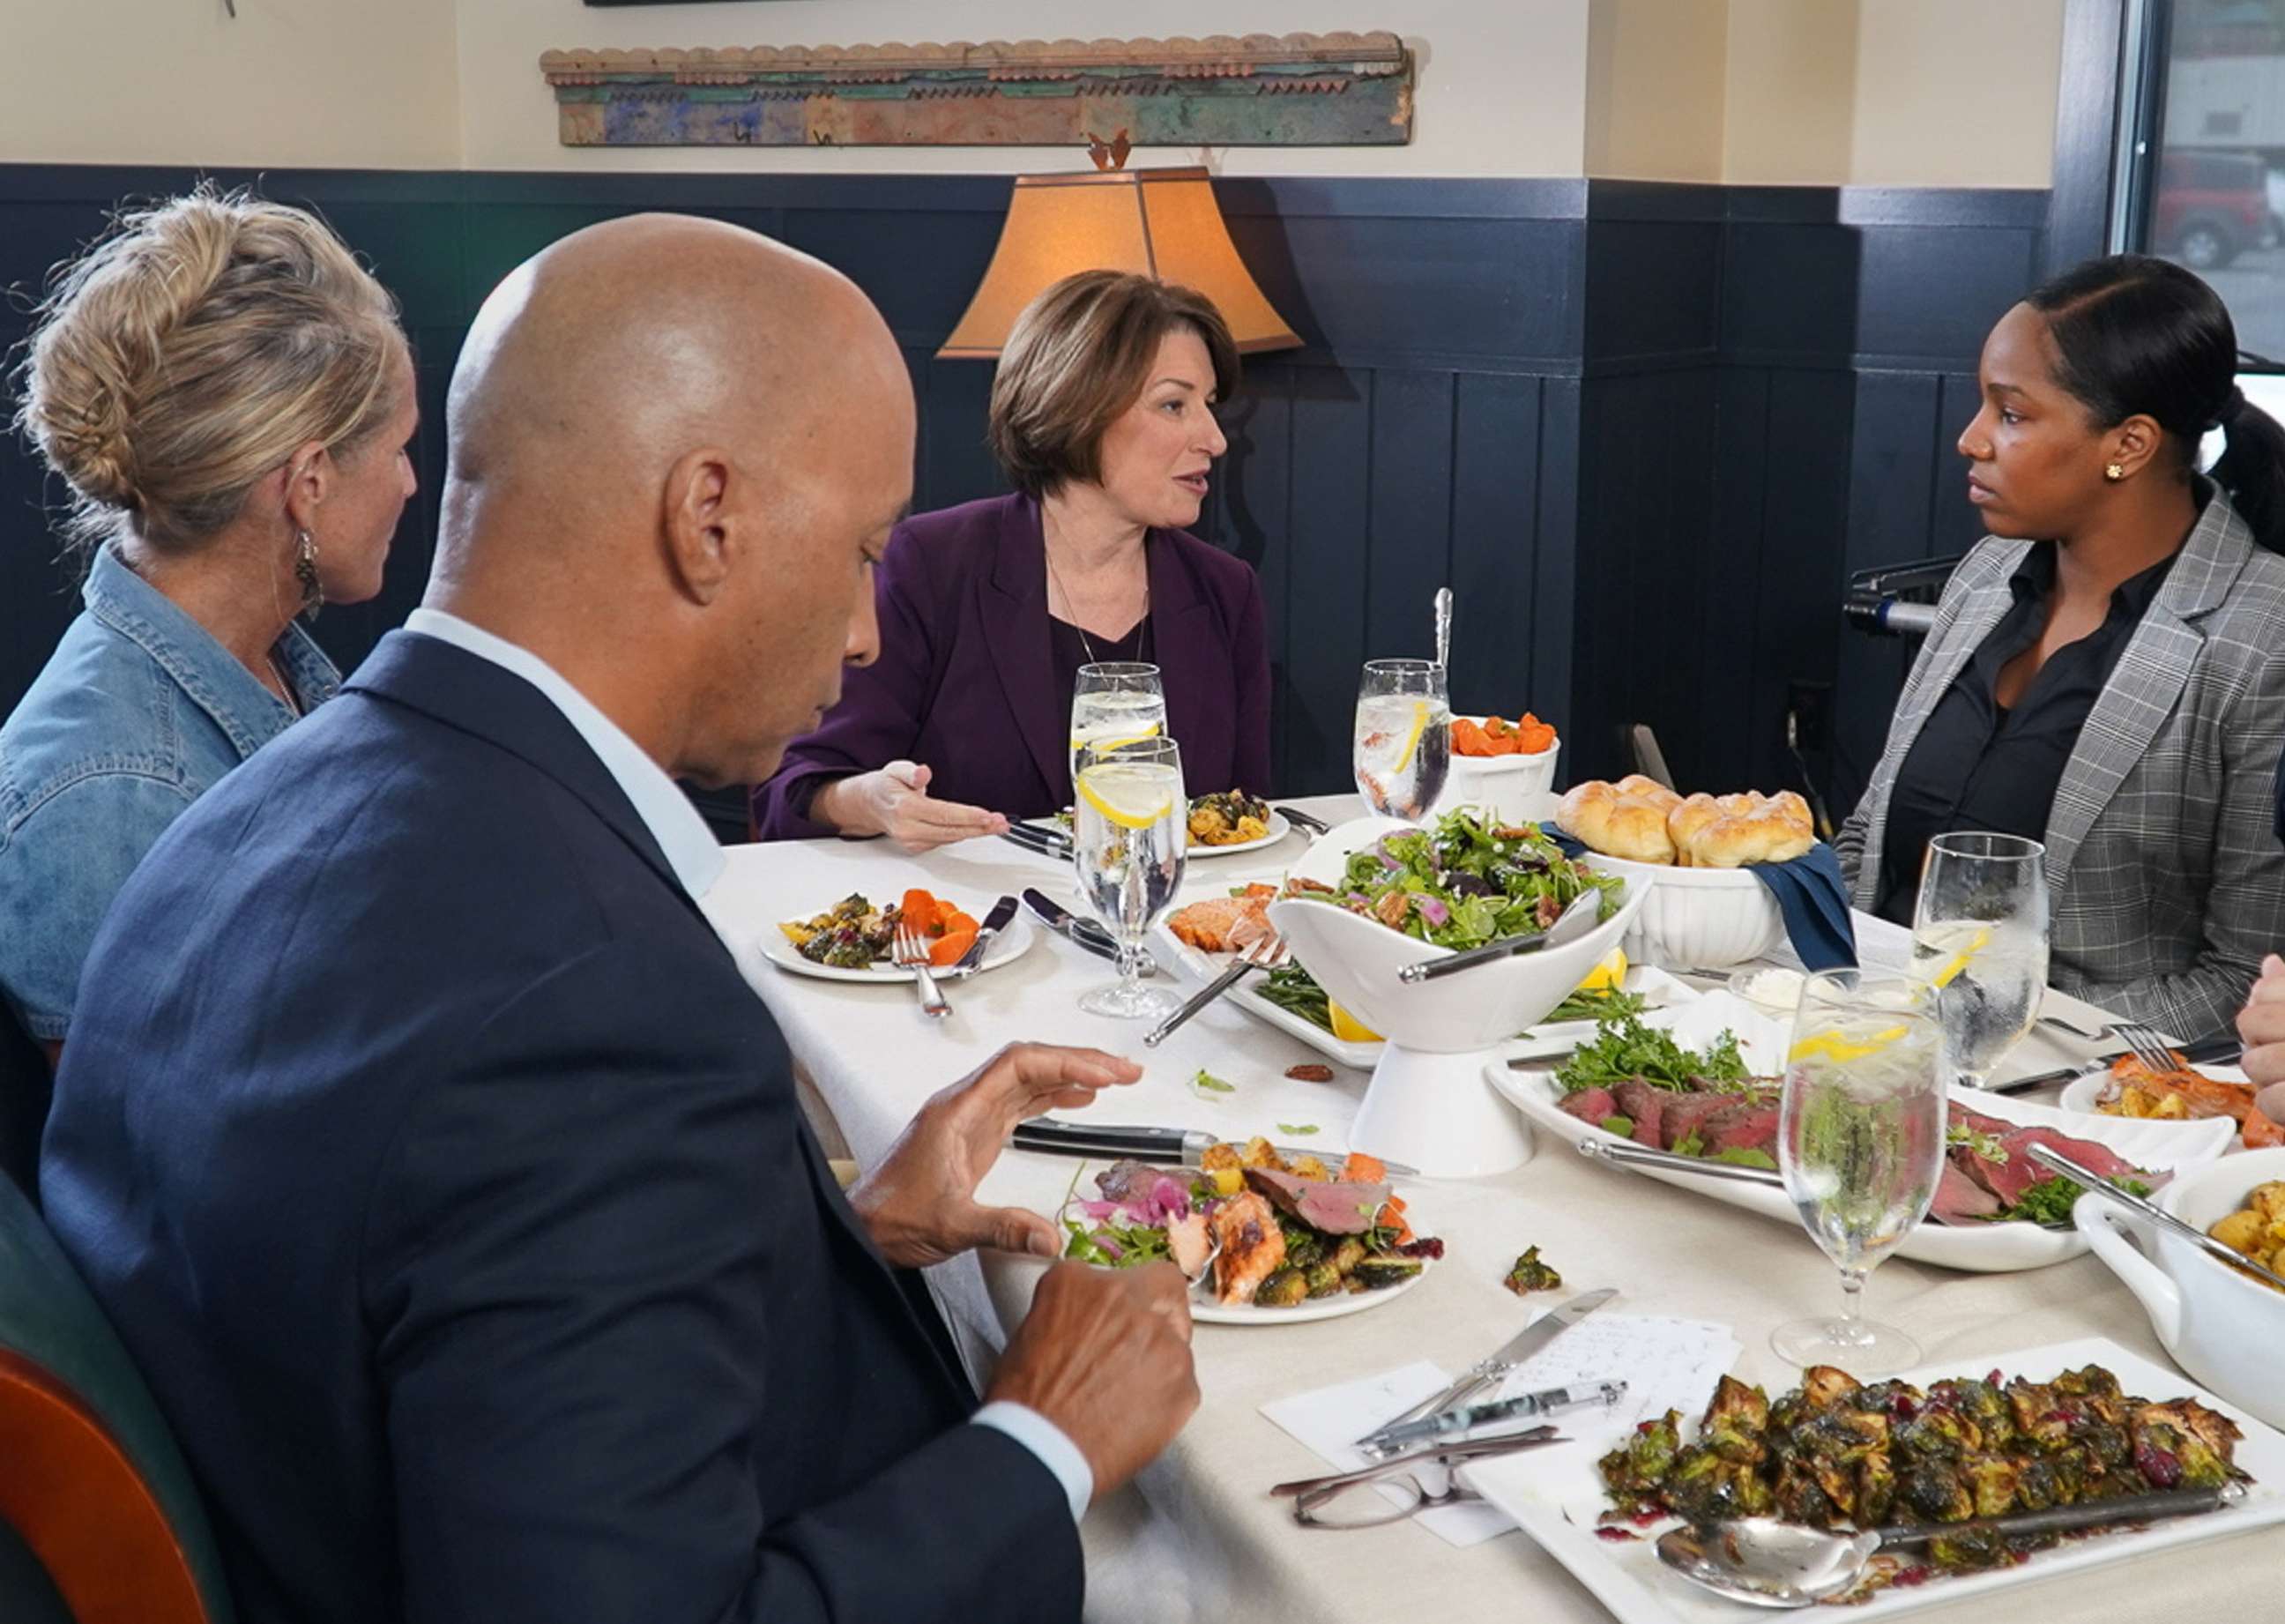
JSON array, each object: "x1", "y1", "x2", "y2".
[{"x1": 1656, "y1": 1481, "x2": 2245, "y2": 1608}]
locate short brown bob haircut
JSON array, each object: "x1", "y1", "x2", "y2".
[{"x1": 986, "y1": 270, "x2": 1240, "y2": 499}]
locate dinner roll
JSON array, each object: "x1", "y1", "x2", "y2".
[
  {"x1": 1666, "y1": 794, "x2": 1726, "y2": 868},
  {"x1": 1689, "y1": 806, "x2": 1815, "y2": 868},
  {"x1": 1555, "y1": 780, "x2": 1617, "y2": 838},
  {"x1": 1580, "y1": 795, "x2": 1678, "y2": 863},
  {"x1": 1613, "y1": 774, "x2": 1681, "y2": 815}
]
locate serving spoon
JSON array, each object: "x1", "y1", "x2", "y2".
[
  {"x1": 1656, "y1": 1481, "x2": 2246, "y2": 1608},
  {"x1": 1398, "y1": 889, "x2": 1604, "y2": 983}
]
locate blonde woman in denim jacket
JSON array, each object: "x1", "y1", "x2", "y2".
[{"x1": 1, "y1": 190, "x2": 416, "y2": 1060}]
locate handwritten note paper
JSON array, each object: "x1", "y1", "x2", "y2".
[{"x1": 1260, "y1": 1315, "x2": 1742, "y2": 1547}]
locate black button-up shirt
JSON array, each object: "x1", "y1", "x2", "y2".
[{"x1": 1875, "y1": 542, "x2": 2177, "y2": 925}]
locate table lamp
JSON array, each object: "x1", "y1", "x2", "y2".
[{"x1": 939, "y1": 164, "x2": 1302, "y2": 358}]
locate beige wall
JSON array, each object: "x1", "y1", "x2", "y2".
[
  {"x1": 1722, "y1": 0, "x2": 1857, "y2": 184},
  {"x1": 1849, "y1": 0, "x2": 2065, "y2": 187},
  {"x1": 1585, "y1": 0, "x2": 1730, "y2": 182},
  {"x1": 457, "y1": 0, "x2": 1595, "y2": 178},
  {"x1": 0, "y1": 0, "x2": 2069, "y2": 189},
  {"x1": 0, "y1": 0, "x2": 460, "y2": 168}
]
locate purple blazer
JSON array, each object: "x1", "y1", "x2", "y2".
[{"x1": 754, "y1": 492, "x2": 1271, "y2": 838}]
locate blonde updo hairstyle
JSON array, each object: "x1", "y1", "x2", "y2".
[{"x1": 12, "y1": 187, "x2": 406, "y2": 555}]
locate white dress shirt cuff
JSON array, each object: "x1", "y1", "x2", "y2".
[{"x1": 971, "y1": 1401, "x2": 1094, "y2": 1521}]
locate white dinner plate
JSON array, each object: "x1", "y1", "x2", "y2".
[
  {"x1": 760, "y1": 913, "x2": 1036, "y2": 983},
  {"x1": 2060, "y1": 1060, "x2": 2260, "y2": 1123},
  {"x1": 1012, "y1": 808, "x2": 1294, "y2": 860},
  {"x1": 1193, "y1": 1191, "x2": 1440, "y2": 1325},
  {"x1": 1492, "y1": 997, "x2": 2237, "y2": 1271},
  {"x1": 1465, "y1": 1336, "x2": 2285, "y2": 1624}
]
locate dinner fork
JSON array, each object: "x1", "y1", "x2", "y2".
[
  {"x1": 2111, "y1": 1020, "x2": 2180, "y2": 1072},
  {"x1": 892, "y1": 920, "x2": 951, "y2": 1019},
  {"x1": 1142, "y1": 933, "x2": 1290, "y2": 1048}
]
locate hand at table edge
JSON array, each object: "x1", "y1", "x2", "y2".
[
  {"x1": 2240, "y1": 953, "x2": 2285, "y2": 1100},
  {"x1": 848, "y1": 1041, "x2": 1143, "y2": 1267},
  {"x1": 814, "y1": 761, "x2": 1011, "y2": 853}
]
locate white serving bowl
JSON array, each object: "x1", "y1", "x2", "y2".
[
  {"x1": 1265, "y1": 816, "x2": 1649, "y2": 1176},
  {"x1": 1432, "y1": 722, "x2": 1560, "y2": 828},
  {"x1": 2077, "y1": 1146, "x2": 2285, "y2": 1430},
  {"x1": 1578, "y1": 850, "x2": 1786, "y2": 970}
]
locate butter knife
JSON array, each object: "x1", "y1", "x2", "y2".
[
  {"x1": 1010, "y1": 1119, "x2": 1416, "y2": 1176},
  {"x1": 1001, "y1": 823, "x2": 1075, "y2": 859},
  {"x1": 1021, "y1": 889, "x2": 1157, "y2": 978},
  {"x1": 1355, "y1": 1285, "x2": 1618, "y2": 1456},
  {"x1": 949, "y1": 894, "x2": 1018, "y2": 977}
]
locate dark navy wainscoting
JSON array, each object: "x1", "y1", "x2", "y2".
[{"x1": 0, "y1": 166, "x2": 2044, "y2": 816}]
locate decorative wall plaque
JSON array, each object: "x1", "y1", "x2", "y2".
[{"x1": 538, "y1": 33, "x2": 1413, "y2": 148}]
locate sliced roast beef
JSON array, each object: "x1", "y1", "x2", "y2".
[
  {"x1": 1610, "y1": 1079, "x2": 1669, "y2": 1147},
  {"x1": 1659, "y1": 1091, "x2": 1738, "y2": 1150},
  {"x1": 1700, "y1": 1099, "x2": 1781, "y2": 1157},
  {"x1": 1928, "y1": 1162, "x2": 2002, "y2": 1224},
  {"x1": 1984, "y1": 1128, "x2": 2147, "y2": 1207},
  {"x1": 1560, "y1": 1086, "x2": 1619, "y2": 1126},
  {"x1": 1244, "y1": 1167, "x2": 1390, "y2": 1234}
]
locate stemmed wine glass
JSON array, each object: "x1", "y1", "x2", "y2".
[
  {"x1": 1909, "y1": 832, "x2": 2051, "y2": 1090},
  {"x1": 1071, "y1": 735, "x2": 1187, "y2": 1020},
  {"x1": 1068, "y1": 662, "x2": 1166, "y2": 783},
  {"x1": 1352, "y1": 659, "x2": 1451, "y2": 820},
  {"x1": 1772, "y1": 970, "x2": 1946, "y2": 1378}
]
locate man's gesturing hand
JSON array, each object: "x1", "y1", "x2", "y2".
[
  {"x1": 850, "y1": 1043, "x2": 1143, "y2": 1268},
  {"x1": 988, "y1": 1262, "x2": 1198, "y2": 1501}
]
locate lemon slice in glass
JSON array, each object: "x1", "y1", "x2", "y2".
[
  {"x1": 1076, "y1": 761, "x2": 1179, "y2": 831},
  {"x1": 1328, "y1": 1000, "x2": 1382, "y2": 1044},
  {"x1": 1788, "y1": 1024, "x2": 1910, "y2": 1065},
  {"x1": 1392, "y1": 700, "x2": 1430, "y2": 772}
]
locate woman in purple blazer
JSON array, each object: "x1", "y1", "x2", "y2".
[{"x1": 754, "y1": 271, "x2": 1272, "y2": 847}]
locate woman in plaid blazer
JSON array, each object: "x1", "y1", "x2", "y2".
[{"x1": 1838, "y1": 256, "x2": 2285, "y2": 1043}]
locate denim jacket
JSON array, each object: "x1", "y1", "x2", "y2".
[{"x1": 0, "y1": 546, "x2": 339, "y2": 1041}]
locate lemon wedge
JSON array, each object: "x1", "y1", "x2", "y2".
[
  {"x1": 1328, "y1": 1000, "x2": 1383, "y2": 1044},
  {"x1": 1392, "y1": 700, "x2": 1430, "y2": 772},
  {"x1": 1068, "y1": 723, "x2": 1163, "y2": 754},
  {"x1": 1574, "y1": 947, "x2": 1627, "y2": 995},
  {"x1": 1075, "y1": 761, "x2": 1179, "y2": 831},
  {"x1": 1926, "y1": 927, "x2": 1991, "y2": 990},
  {"x1": 1789, "y1": 1024, "x2": 1910, "y2": 1065}
]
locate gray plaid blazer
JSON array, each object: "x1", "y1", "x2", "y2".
[{"x1": 1835, "y1": 487, "x2": 2285, "y2": 1041}]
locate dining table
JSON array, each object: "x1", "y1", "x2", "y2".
[{"x1": 700, "y1": 793, "x2": 2281, "y2": 1624}]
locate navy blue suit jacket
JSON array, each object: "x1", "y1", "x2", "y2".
[{"x1": 41, "y1": 630, "x2": 1083, "y2": 1624}]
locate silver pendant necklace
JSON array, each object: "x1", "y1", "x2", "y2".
[{"x1": 1046, "y1": 542, "x2": 1151, "y2": 664}]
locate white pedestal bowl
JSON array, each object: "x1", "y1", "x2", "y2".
[{"x1": 1267, "y1": 816, "x2": 1650, "y2": 1178}]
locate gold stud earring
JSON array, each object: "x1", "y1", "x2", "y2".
[{"x1": 2104, "y1": 462, "x2": 2125, "y2": 482}]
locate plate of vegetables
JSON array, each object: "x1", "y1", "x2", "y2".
[
  {"x1": 1464, "y1": 1338, "x2": 2284, "y2": 1623},
  {"x1": 1059, "y1": 1139, "x2": 1442, "y2": 1324},
  {"x1": 765, "y1": 887, "x2": 1034, "y2": 983},
  {"x1": 1490, "y1": 997, "x2": 2236, "y2": 1272}
]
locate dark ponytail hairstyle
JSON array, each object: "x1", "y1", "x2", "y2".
[{"x1": 2027, "y1": 252, "x2": 2285, "y2": 555}]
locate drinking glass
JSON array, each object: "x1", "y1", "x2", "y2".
[
  {"x1": 1909, "y1": 832, "x2": 2051, "y2": 1090},
  {"x1": 1352, "y1": 659, "x2": 1451, "y2": 820},
  {"x1": 1072, "y1": 735, "x2": 1187, "y2": 1020},
  {"x1": 1771, "y1": 971, "x2": 1946, "y2": 1378},
  {"x1": 1068, "y1": 662, "x2": 1166, "y2": 783}
]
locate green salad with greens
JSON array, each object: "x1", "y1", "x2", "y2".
[{"x1": 1292, "y1": 809, "x2": 1619, "y2": 950}]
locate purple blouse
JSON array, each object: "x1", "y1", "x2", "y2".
[{"x1": 752, "y1": 492, "x2": 1272, "y2": 838}]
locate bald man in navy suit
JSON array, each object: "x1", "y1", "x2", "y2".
[{"x1": 43, "y1": 215, "x2": 1197, "y2": 1624}]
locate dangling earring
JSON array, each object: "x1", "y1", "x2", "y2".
[
  {"x1": 294, "y1": 528, "x2": 324, "y2": 615},
  {"x1": 2104, "y1": 462, "x2": 2125, "y2": 482}
]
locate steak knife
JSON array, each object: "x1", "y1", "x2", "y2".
[
  {"x1": 949, "y1": 894, "x2": 1018, "y2": 976},
  {"x1": 1009, "y1": 1119, "x2": 1416, "y2": 1175},
  {"x1": 1355, "y1": 1286, "x2": 1618, "y2": 1456},
  {"x1": 1020, "y1": 889, "x2": 1157, "y2": 978}
]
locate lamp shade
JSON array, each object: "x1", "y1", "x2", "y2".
[{"x1": 938, "y1": 167, "x2": 1301, "y2": 358}]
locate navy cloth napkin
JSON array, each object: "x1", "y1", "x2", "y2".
[{"x1": 1535, "y1": 823, "x2": 1858, "y2": 972}]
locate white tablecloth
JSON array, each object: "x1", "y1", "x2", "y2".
[{"x1": 702, "y1": 796, "x2": 2281, "y2": 1624}]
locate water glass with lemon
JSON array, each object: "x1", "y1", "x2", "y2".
[
  {"x1": 1073, "y1": 734, "x2": 1188, "y2": 1020},
  {"x1": 1773, "y1": 971, "x2": 1945, "y2": 1377},
  {"x1": 1068, "y1": 662, "x2": 1166, "y2": 785},
  {"x1": 1909, "y1": 831, "x2": 2050, "y2": 1090},
  {"x1": 1352, "y1": 659, "x2": 1451, "y2": 820}
]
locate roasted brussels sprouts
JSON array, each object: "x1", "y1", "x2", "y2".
[{"x1": 1254, "y1": 1268, "x2": 1309, "y2": 1308}]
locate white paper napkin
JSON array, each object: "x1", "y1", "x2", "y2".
[{"x1": 1260, "y1": 1315, "x2": 1742, "y2": 1547}]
